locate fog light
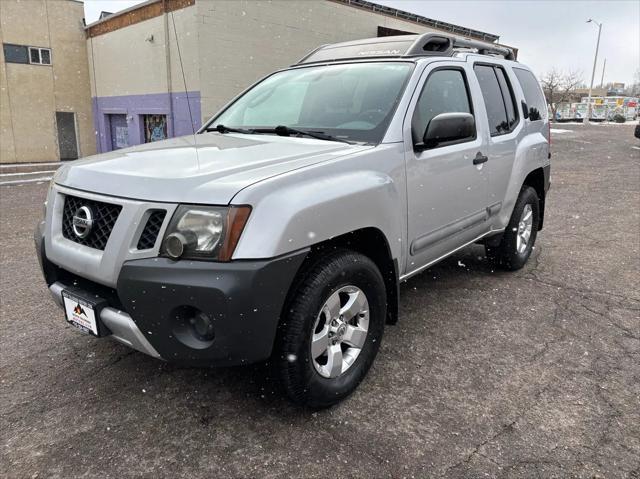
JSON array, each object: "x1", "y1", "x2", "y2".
[
  {"x1": 171, "y1": 305, "x2": 215, "y2": 349},
  {"x1": 190, "y1": 312, "x2": 215, "y2": 341},
  {"x1": 163, "y1": 232, "x2": 195, "y2": 259}
]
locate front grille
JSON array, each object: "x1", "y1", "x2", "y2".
[
  {"x1": 137, "y1": 210, "x2": 166, "y2": 250},
  {"x1": 62, "y1": 195, "x2": 122, "y2": 250}
]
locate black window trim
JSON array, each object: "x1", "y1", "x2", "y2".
[
  {"x1": 411, "y1": 65, "x2": 477, "y2": 151},
  {"x1": 473, "y1": 62, "x2": 520, "y2": 137}
]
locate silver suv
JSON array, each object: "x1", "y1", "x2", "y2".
[{"x1": 35, "y1": 33, "x2": 550, "y2": 407}]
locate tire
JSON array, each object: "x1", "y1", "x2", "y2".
[
  {"x1": 275, "y1": 250, "x2": 386, "y2": 408},
  {"x1": 486, "y1": 186, "x2": 540, "y2": 271}
]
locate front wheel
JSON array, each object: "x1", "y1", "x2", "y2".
[
  {"x1": 486, "y1": 186, "x2": 540, "y2": 271},
  {"x1": 275, "y1": 250, "x2": 386, "y2": 408}
]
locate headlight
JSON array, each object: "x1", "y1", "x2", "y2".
[{"x1": 161, "y1": 205, "x2": 251, "y2": 261}]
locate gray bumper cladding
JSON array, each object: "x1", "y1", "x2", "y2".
[{"x1": 115, "y1": 251, "x2": 308, "y2": 367}]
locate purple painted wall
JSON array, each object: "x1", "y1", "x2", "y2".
[{"x1": 92, "y1": 91, "x2": 201, "y2": 153}]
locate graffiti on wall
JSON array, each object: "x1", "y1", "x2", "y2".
[{"x1": 144, "y1": 115, "x2": 167, "y2": 143}]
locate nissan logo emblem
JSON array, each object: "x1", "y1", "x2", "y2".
[{"x1": 72, "y1": 206, "x2": 94, "y2": 239}]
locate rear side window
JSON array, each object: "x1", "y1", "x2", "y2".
[
  {"x1": 494, "y1": 68, "x2": 518, "y2": 130},
  {"x1": 474, "y1": 65, "x2": 512, "y2": 136},
  {"x1": 412, "y1": 68, "x2": 473, "y2": 143},
  {"x1": 513, "y1": 68, "x2": 547, "y2": 121}
]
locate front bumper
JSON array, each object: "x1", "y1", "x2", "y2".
[{"x1": 36, "y1": 221, "x2": 308, "y2": 366}]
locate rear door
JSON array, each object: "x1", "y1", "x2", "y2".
[
  {"x1": 404, "y1": 62, "x2": 490, "y2": 274},
  {"x1": 471, "y1": 63, "x2": 521, "y2": 214}
]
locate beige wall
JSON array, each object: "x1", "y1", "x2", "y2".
[
  {"x1": 0, "y1": 0, "x2": 95, "y2": 163},
  {"x1": 87, "y1": 5, "x2": 199, "y2": 99},
  {"x1": 197, "y1": 0, "x2": 442, "y2": 121},
  {"x1": 84, "y1": 0, "x2": 488, "y2": 129}
]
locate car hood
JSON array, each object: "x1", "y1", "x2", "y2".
[{"x1": 55, "y1": 132, "x2": 371, "y2": 204}]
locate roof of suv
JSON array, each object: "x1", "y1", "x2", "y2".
[{"x1": 296, "y1": 33, "x2": 517, "y2": 66}]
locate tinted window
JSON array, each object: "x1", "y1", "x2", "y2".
[
  {"x1": 513, "y1": 68, "x2": 547, "y2": 121},
  {"x1": 3, "y1": 44, "x2": 28, "y2": 64},
  {"x1": 495, "y1": 67, "x2": 518, "y2": 129},
  {"x1": 412, "y1": 69, "x2": 472, "y2": 143},
  {"x1": 474, "y1": 65, "x2": 510, "y2": 136}
]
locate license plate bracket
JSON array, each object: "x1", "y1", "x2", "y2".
[{"x1": 62, "y1": 289, "x2": 108, "y2": 337}]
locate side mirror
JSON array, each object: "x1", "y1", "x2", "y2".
[{"x1": 418, "y1": 112, "x2": 475, "y2": 150}]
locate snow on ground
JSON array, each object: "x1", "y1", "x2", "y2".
[{"x1": 550, "y1": 128, "x2": 572, "y2": 134}]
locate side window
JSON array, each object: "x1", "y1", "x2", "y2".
[
  {"x1": 411, "y1": 69, "x2": 473, "y2": 144},
  {"x1": 513, "y1": 68, "x2": 547, "y2": 121},
  {"x1": 3, "y1": 44, "x2": 51, "y2": 66},
  {"x1": 474, "y1": 65, "x2": 510, "y2": 136},
  {"x1": 495, "y1": 67, "x2": 518, "y2": 130},
  {"x1": 28, "y1": 47, "x2": 52, "y2": 66}
]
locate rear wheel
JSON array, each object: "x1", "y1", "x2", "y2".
[
  {"x1": 486, "y1": 186, "x2": 540, "y2": 271},
  {"x1": 275, "y1": 250, "x2": 386, "y2": 408}
]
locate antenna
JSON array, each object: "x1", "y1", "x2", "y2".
[
  {"x1": 168, "y1": 8, "x2": 199, "y2": 169},
  {"x1": 89, "y1": 35, "x2": 102, "y2": 152},
  {"x1": 170, "y1": 11, "x2": 196, "y2": 136}
]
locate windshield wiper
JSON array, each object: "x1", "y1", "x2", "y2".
[
  {"x1": 207, "y1": 124, "x2": 257, "y2": 134},
  {"x1": 208, "y1": 124, "x2": 357, "y2": 144},
  {"x1": 271, "y1": 125, "x2": 356, "y2": 144}
]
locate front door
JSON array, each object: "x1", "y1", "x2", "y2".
[
  {"x1": 55, "y1": 112, "x2": 78, "y2": 160},
  {"x1": 405, "y1": 64, "x2": 489, "y2": 274}
]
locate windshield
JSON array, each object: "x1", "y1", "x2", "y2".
[{"x1": 206, "y1": 62, "x2": 414, "y2": 143}]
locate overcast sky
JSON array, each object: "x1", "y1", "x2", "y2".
[{"x1": 83, "y1": 0, "x2": 639, "y2": 85}]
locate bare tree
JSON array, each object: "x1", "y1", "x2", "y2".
[
  {"x1": 540, "y1": 69, "x2": 583, "y2": 120},
  {"x1": 625, "y1": 68, "x2": 640, "y2": 96}
]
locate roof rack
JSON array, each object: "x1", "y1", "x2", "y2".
[{"x1": 295, "y1": 33, "x2": 517, "y2": 65}]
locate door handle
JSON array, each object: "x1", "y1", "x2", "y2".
[{"x1": 473, "y1": 152, "x2": 488, "y2": 165}]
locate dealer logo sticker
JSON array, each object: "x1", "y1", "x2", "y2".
[{"x1": 73, "y1": 304, "x2": 87, "y2": 317}]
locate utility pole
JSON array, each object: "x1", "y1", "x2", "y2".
[
  {"x1": 600, "y1": 58, "x2": 606, "y2": 88},
  {"x1": 585, "y1": 19, "x2": 602, "y2": 124}
]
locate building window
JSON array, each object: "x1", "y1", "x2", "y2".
[
  {"x1": 143, "y1": 115, "x2": 167, "y2": 142},
  {"x1": 28, "y1": 47, "x2": 52, "y2": 65},
  {"x1": 3, "y1": 44, "x2": 29, "y2": 64}
]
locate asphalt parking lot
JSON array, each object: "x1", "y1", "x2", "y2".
[{"x1": 1, "y1": 123, "x2": 639, "y2": 478}]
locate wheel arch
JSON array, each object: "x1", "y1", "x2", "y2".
[
  {"x1": 522, "y1": 166, "x2": 548, "y2": 230},
  {"x1": 285, "y1": 227, "x2": 399, "y2": 326}
]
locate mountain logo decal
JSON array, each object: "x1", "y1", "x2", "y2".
[{"x1": 74, "y1": 304, "x2": 87, "y2": 317}]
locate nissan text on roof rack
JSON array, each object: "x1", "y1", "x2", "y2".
[{"x1": 35, "y1": 33, "x2": 550, "y2": 408}]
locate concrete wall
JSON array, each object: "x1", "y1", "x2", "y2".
[
  {"x1": 88, "y1": 3, "x2": 200, "y2": 152},
  {"x1": 0, "y1": 0, "x2": 95, "y2": 163},
  {"x1": 196, "y1": 0, "x2": 443, "y2": 120}
]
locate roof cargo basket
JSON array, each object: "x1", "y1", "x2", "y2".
[{"x1": 296, "y1": 32, "x2": 516, "y2": 65}]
